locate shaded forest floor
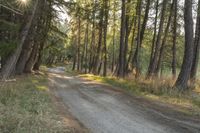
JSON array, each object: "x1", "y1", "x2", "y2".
[{"x1": 0, "y1": 72, "x2": 89, "y2": 133}]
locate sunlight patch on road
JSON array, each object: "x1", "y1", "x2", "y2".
[
  {"x1": 36, "y1": 85, "x2": 49, "y2": 91},
  {"x1": 49, "y1": 73, "x2": 73, "y2": 79}
]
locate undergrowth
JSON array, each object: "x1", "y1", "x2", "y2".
[{"x1": 0, "y1": 74, "x2": 71, "y2": 133}]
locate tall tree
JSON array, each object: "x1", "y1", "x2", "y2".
[
  {"x1": 149, "y1": 0, "x2": 159, "y2": 67},
  {"x1": 92, "y1": 1, "x2": 104, "y2": 74},
  {"x1": 146, "y1": 0, "x2": 168, "y2": 78},
  {"x1": 174, "y1": 0, "x2": 194, "y2": 90},
  {"x1": 135, "y1": 0, "x2": 142, "y2": 78},
  {"x1": 103, "y1": 0, "x2": 109, "y2": 76},
  {"x1": 89, "y1": 0, "x2": 97, "y2": 73},
  {"x1": 77, "y1": 15, "x2": 81, "y2": 71},
  {"x1": 190, "y1": 0, "x2": 200, "y2": 82},
  {"x1": 111, "y1": 0, "x2": 117, "y2": 72},
  {"x1": 156, "y1": 1, "x2": 174, "y2": 75},
  {"x1": 117, "y1": 0, "x2": 126, "y2": 77},
  {"x1": 83, "y1": 20, "x2": 89, "y2": 73},
  {"x1": 1, "y1": 0, "x2": 39, "y2": 79},
  {"x1": 172, "y1": 0, "x2": 177, "y2": 79},
  {"x1": 132, "y1": 0, "x2": 151, "y2": 71}
]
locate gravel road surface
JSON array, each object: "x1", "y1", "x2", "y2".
[{"x1": 48, "y1": 67, "x2": 200, "y2": 133}]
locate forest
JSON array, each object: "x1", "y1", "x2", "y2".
[
  {"x1": 1, "y1": 0, "x2": 200, "y2": 90},
  {"x1": 1, "y1": 0, "x2": 200, "y2": 132}
]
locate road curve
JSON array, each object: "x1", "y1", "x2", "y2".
[{"x1": 48, "y1": 68, "x2": 200, "y2": 133}]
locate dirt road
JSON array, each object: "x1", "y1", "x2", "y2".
[{"x1": 48, "y1": 68, "x2": 200, "y2": 133}]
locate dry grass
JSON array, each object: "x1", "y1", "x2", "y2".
[
  {"x1": 0, "y1": 74, "x2": 72, "y2": 133},
  {"x1": 80, "y1": 74, "x2": 200, "y2": 116}
]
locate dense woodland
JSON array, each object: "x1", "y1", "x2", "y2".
[{"x1": 0, "y1": 0, "x2": 200, "y2": 90}]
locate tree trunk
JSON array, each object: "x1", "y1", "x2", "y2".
[
  {"x1": 126, "y1": 17, "x2": 137, "y2": 72},
  {"x1": 140, "y1": 0, "x2": 151, "y2": 45},
  {"x1": 15, "y1": 0, "x2": 44, "y2": 74},
  {"x1": 72, "y1": 36, "x2": 77, "y2": 71},
  {"x1": 89, "y1": 0, "x2": 96, "y2": 73},
  {"x1": 111, "y1": 11, "x2": 116, "y2": 72},
  {"x1": 149, "y1": 0, "x2": 159, "y2": 68},
  {"x1": 117, "y1": 0, "x2": 126, "y2": 77},
  {"x1": 190, "y1": 0, "x2": 200, "y2": 82},
  {"x1": 123, "y1": 0, "x2": 131, "y2": 74},
  {"x1": 77, "y1": 15, "x2": 81, "y2": 71},
  {"x1": 156, "y1": 1, "x2": 174, "y2": 76},
  {"x1": 132, "y1": 0, "x2": 150, "y2": 69},
  {"x1": 1, "y1": 0, "x2": 39, "y2": 79},
  {"x1": 135, "y1": 0, "x2": 142, "y2": 78},
  {"x1": 92, "y1": 3, "x2": 104, "y2": 74},
  {"x1": 84, "y1": 21, "x2": 89, "y2": 73},
  {"x1": 24, "y1": 41, "x2": 40, "y2": 73},
  {"x1": 33, "y1": 40, "x2": 46, "y2": 71},
  {"x1": 172, "y1": 0, "x2": 177, "y2": 79},
  {"x1": 103, "y1": 0, "x2": 109, "y2": 77},
  {"x1": 146, "y1": 0, "x2": 168, "y2": 78},
  {"x1": 174, "y1": 0, "x2": 194, "y2": 90}
]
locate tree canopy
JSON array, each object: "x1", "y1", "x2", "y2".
[{"x1": 0, "y1": 0, "x2": 200, "y2": 90}]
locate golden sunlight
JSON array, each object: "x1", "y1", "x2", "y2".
[{"x1": 16, "y1": 0, "x2": 29, "y2": 7}]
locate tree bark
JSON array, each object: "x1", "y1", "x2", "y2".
[
  {"x1": 126, "y1": 17, "x2": 137, "y2": 72},
  {"x1": 24, "y1": 42, "x2": 39, "y2": 73},
  {"x1": 140, "y1": 0, "x2": 151, "y2": 45},
  {"x1": 135, "y1": 0, "x2": 142, "y2": 78},
  {"x1": 89, "y1": 0, "x2": 96, "y2": 73},
  {"x1": 1, "y1": 0, "x2": 39, "y2": 79},
  {"x1": 149, "y1": 0, "x2": 159, "y2": 67},
  {"x1": 103, "y1": 0, "x2": 109, "y2": 77},
  {"x1": 146, "y1": 0, "x2": 168, "y2": 78},
  {"x1": 84, "y1": 21, "x2": 89, "y2": 73},
  {"x1": 92, "y1": 3, "x2": 104, "y2": 74},
  {"x1": 111, "y1": 4, "x2": 116, "y2": 72},
  {"x1": 190, "y1": 0, "x2": 200, "y2": 82},
  {"x1": 132, "y1": 0, "x2": 150, "y2": 69},
  {"x1": 156, "y1": 1, "x2": 174, "y2": 76},
  {"x1": 77, "y1": 15, "x2": 81, "y2": 71},
  {"x1": 174, "y1": 0, "x2": 194, "y2": 90},
  {"x1": 15, "y1": 0, "x2": 44, "y2": 74},
  {"x1": 117, "y1": 0, "x2": 126, "y2": 77},
  {"x1": 172, "y1": 0, "x2": 177, "y2": 79},
  {"x1": 123, "y1": 0, "x2": 132, "y2": 74}
]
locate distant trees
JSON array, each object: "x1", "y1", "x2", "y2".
[
  {"x1": 1, "y1": 0, "x2": 200, "y2": 90},
  {"x1": 147, "y1": 0, "x2": 168, "y2": 79},
  {"x1": 66, "y1": 0, "x2": 200, "y2": 90}
]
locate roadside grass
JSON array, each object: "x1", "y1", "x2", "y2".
[
  {"x1": 0, "y1": 74, "x2": 71, "y2": 133},
  {"x1": 79, "y1": 74, "x2": 200, "y2": 116}
]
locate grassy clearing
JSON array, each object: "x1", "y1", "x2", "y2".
[
  {"x1": 79, "y1": 74, "x2": 200, "y2": 116},
  {"x1": 0, "y1": 74, "x2": 71, "y2": 133}
]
